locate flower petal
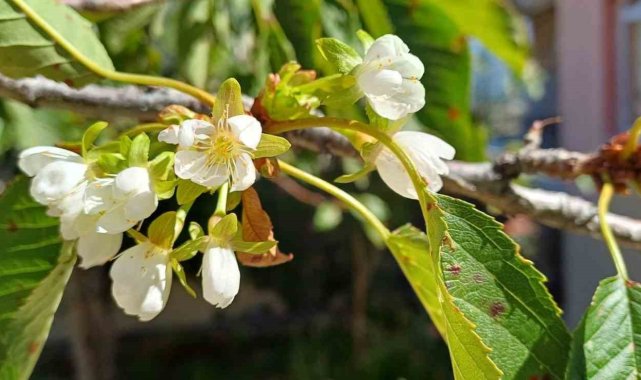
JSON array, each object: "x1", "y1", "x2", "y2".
[
  {"x1": 96, "y1": 203, "x2": 136, "y2": 234},
  {"x1": 114, "y1": 167, "x2": 152, "y2": 198},
  {"x1": 374, "y1": 150, "x2": 417, "y2": 199},
  {"x1": 230, "y1": 153, "x2": 256, "y2": 192},
  {"x1": 174, "y1": 150, "x2": 207, "y2": 180},
  {"x1": 202, "y1": 245, "x2": 240, "y2": 308},
  {"x1": 77, "y1": 231, "x2": 123, "y2": 269},
  {"x1": 191, "y1": 162, "x2": 229, "y2": 188},
  {"x1": 84, "y1": 178, "x2": 116, "y2": 214},
  {"x1": 394, "y1": 131, "x2": 455, "y2": 160},
  {"x1": 365, "y1": 78, "x2": 425, "y2": 120},
  {"x1": 158, "y1": 125, "x2": 180, "y2": 145},
  {"x1": 228, "y1": 115, "x2": 262, "y2": 149},
  {"x1": 18, "y1": 146, "x2": 82, "y2": 177},
  {"x1": 364, "y1": 34, "x2": 409, "y2": 62},
  {"x1": 124, "y1": 190, "x2": 158, "y2": 222},
  {"x1": 357, "y1": 68, "x2": 403, "y2": 97},
  {"x1": 30, "y1": 161, "x2": 87, "y2": 205},
  {"x1": 110, "y1": 242, "x2": 172, "y2": 321}
]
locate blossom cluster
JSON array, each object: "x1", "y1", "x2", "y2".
[{"x1": 18, "y1": 33, "x2": 455, "y2": 321}]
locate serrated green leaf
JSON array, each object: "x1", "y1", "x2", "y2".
[
  {"x1": 176, "y1": 179, "x2": 207, "y2": 205},
  {"x1": 148, "y1": 212, "x2": 176, "y2": 249},
  {"x1": 81, "y1": 121, "x2": 108, "y2": 157},
  {"x1": 566, "y1": 276, "x2": 641, "y2": 379},
  {"x1": 171, "y1": 259, "x2": 196, "y2": 298},
  {"x1": 230, "y1": 240, "x2": 277, "y2": 254},
  {"x1": 0, "y1": 0, "x2": 114, "y2": 86},
  {"x1": 254, "y1": 134, "x2": 291, "y2": 159},
  {"x1": 0, "y1": 177, "x2": 75, "y2": 379},
  {"x1": 213, "y1": 78, "x2": 244, "y2": 119},
  {"x1": 315, "y1": 37, "x2": 362, "y2": 74},
  {"x1": 128, "y1": 132, "x2": 150, "y2": 167},
  {"x1": 434, "y1": 194, "x2": 570, "y2": 379}
]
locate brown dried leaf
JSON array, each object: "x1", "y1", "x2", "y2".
[
  {"x1": 253, "y1": 157, "x2": 280, "y2": 178},
  {"x1": 237, "y1": 187, "x2": 293, "y2": 267}
]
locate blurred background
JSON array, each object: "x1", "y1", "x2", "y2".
[{"x1": 2, "y1": 0, "x2": 641, "y2": 378}]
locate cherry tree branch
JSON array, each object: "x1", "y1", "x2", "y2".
[{"x1": 2, "y1": 75, "x2": 641, "y2": 248}]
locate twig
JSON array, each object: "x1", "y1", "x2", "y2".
[{"x1": 2, "y1": 75, "x2": 641, "y2": 248}]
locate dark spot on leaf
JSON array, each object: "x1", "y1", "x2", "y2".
[
  {"x1": 64, "y1": 79, "x2": 74, "y2": 87},
  {"x1": 446, "y1": 264, "x2": 461, "y2": 276},
  {"x1": 448, "y1": 107, "x2": 461, "y2": 121},
  {"x1": 441, "y1": 235, "x2": 454, "y2": 250},
  {"x1": 473, "y1": 274, "x2": 485, "y2": 284},
  {"x1": 52, "y1": 63, "x2": 61, "y2": 71},
  {"x1": 6, "y1": 220, "x2": 18, "y2": 232},
  {"x1": 489, "y1": 301, "x2": 505, "y2": 318},
  {"x1": 28, "y1": 341, "x2": 39, "y2": 355},
  {"x1": 426, "y1": 202, "x2": 434, "y2": 211},
  {"x1": 626, "y1": 280, "x2": 640, "y2": 288}
]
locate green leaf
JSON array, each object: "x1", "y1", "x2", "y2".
[
  {"x1": 176, "y1": 179, "x2": 208, "y2": 205},
  {"x1": 171, "y1": 236, "x2": 207, "y2": 262},
  {"x1": 209, "y1": 213, "x2": 238, "y2": 243},
  {"x1": 274, "y1": 0, "x2": 322, "y2": 69},
  {"x1": 188, "y1": 222, "x2": 204, "y2": 240},
  {"x1": 171, "y1": 259, "x2": 196, "y2": 298},
  {"x1": 148, "y1": 212, "x2": 177, "y2": 249},
  {"x1": 81, "y1": 121, "x2": 108, "y2": 157},
  {"x1": 426, "y1": 0, "x2": 529, "y2": 75},
  {"x1": 0, "y1": 177, "x2": 75, "y2": 379},
  {"x1": 354, "y1": 0, "x2": 393, "y2": 37},
  {"x1": 230, "y1": 240, "x2": 277, "y2": 254},
  {"x1": 213, "y1": 78, "x2": 244, "y2": 119},
  {"x1": 566, "y1": 277, "x2": 641, "y2": 379},
  {"x1": 148, "y1": 151, "x2": 175, "y2": 181},
  {"x1": 0, "y1": 0, "x2": 114, "y2": 86},
  {"x1": 254, "y1": 134, "x2": 291, "y2": 159},
  {"x1": 356, "y1": 29, "x2": 374, "y2": 51},
  {"x1": 315, "y1": 38, "x2": 362, "y2": 74},
  {"x1": 313, "y1": 202, "x2": 342, "y2": 232},
  {"x1": 95, "y1": 152, "x2": 127, "y2": 174},
  {"x1": 435, "y1": 194, "x2": 570, "y2": 378},
  {"x1": 128, "y1": 132, "x2": 150, "y2": 167}
]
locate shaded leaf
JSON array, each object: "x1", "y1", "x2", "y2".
[
  {"x1": 176, "y1": 179, "x2": 208, "y2": 205},
  {"x1": 237, "y1": 187, "x2": 293, "y2": 267},
  {"x1": 0, "y1": 0, "x2": 114, "y2": 86},
  {"x1": 0, "y1": 177, "x2": 75, "y2": 379},
  {"x1": 148, "y1": 212, "x2": 176, "y2": 249}
]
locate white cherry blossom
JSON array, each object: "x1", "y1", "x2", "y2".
[
  {"x1": 201, "y1": 241, "x2": 240, "y2": 309},
  {"x1": 355, "y1": 34, "x2": 425, "y2": 120},
  {"x1": 110, "y1": 241, "x2": 172, "y2": 321},
  {"x1": 160, "y1": 116, "x2": 261, "y2": 192},
  {"x1": 374, "y1": 131, "x2": 455, "y2": 199}
]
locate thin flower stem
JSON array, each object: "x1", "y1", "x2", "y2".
[
  {"x1": 174, "y1": 202, "x2": 193, "y2": 244},
  {"x1": 11, "y1": 0, "x2": 217, "y2": 107},
  {"x1": 598, "y1": 182, "x2": 629, "y2": 280},
  {"x1": 623, "y1": 117, "x2": 641, "y2": 160},
  {"x1": 278, "y1": 160, "x2": 391, "y2": 241},
  {"x1": 214, "y1": 182, "x2": 229, "y2": 217},
  {"x1": 267, "y1": 118, "x2": 434, "y2": 220}
]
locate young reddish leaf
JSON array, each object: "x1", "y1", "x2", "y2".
[{"x1": 237, "y1": 187, "x2": 293, "y2": 267}]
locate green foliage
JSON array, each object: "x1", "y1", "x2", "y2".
[
  {"x1": 81, "y1": 121, "x2": 109, "y2": 157},
  {"x1": 176, "y1": 179, "x2": 208, "y2": 205},
  {"x1": 254, "y1": 134, "x2": 291, "y2": 158},
  {"x1": 567, "y1": 277, "x2": 641, "y2": 379},
  {"x1": 214, "y1": 78, "x2": 245, "y2": 118},
  {"x1": 0, "y1": 0, "x2": 113, "y2": 86},
  {"x1": 435, "y1": 194, "x2": 570, "y2": 379},
  {"x1": 0, "y1": 178, "x2": 75, "y2": 379},
  {"x1": 315, "y1": 37, "x2": 362, "y2": 74},
  {"x1": 128, "y1": 132, "x2": 150, "y2": 167}
]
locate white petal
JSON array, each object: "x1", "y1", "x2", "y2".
[
  {"x1": 388, "y1": 54, "x2": 424, "y2": 79},
  {"x1": 393, "y1": 131, "x2": 455, "y2": 160},
  {"x1": 30, "y1": 161, "x2": 87, "y2": 205},
  {"x1": 96, "y1": 204, "x2": 136, "y2": 234},
  {"x1": 191, "y1": 162, "x2": 229, "y2": 188},
  {"x1": 77, "y1": 231, "x2": 123, "y2": 269},
  {"x1": 18, "y1": 146, "x2": 82, "y2": 177},
  {"x1": 228, "y1": 115, "x2": 262, "y2": 149},
  {"x1": 61, "y1": 212, "x2": 97, "y2": 240},
  {"x1": 366, "y1": 79, "x2": 425, "y2": 120},
  {"x1": 230, "y1": 153, "x2": 256, "y2": 192},
  {"x1": 174, "y1": 150, "x2": 207, "y2": 180},
  {"x1": 110, "y1": 242, "x2": 172, "y2": 321},
  {"x1": 158, "y1": 125, "x2": 181, "y2": 145},
  {"x1": 56, "y1": 181, "x2": 87, "y2": 216},
  {"x1": 374, "y1": 150, "x2": 417, "y2": 199},
  {"x1": 364, "y1": 34, "x2": 409, "y2": 63},
  {"x1": 114, "y1": 167, "x2": 151, "y2": 198},
  {"x1": 84, "y1": 178, "x2": 116, "y2": 214},
  {"x1": 183, "y1": 119, "x2": 215, "y2": 135},
  {"x1": 124, "y1": 191, "x2": 158, "y2": 222},
  {"x1": 202, "y1": 245, "x2": 240, "y2": 308},
  {"x1": 357, "y1": 68, "x2": 403, "y2": 97}
]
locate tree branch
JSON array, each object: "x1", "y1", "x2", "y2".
[{"x1": 2, "y1": 75, "x2": 640, "y2": 248}]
